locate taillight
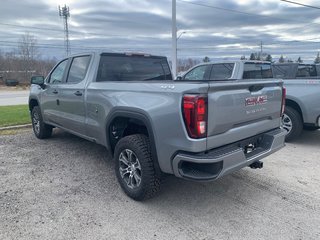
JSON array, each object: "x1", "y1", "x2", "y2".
[
  {"x1": 281, "y1": 87, "x2": 286, "y2": 116},
  {"x1": 182, "y1": 94, "x2": 208, "y2": 138}
]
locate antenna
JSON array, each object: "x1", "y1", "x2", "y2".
[{"x1": 59, "y1": 4, "x2": 71, "y2": 56}]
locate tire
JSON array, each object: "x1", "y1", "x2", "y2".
[
  {"x1": 114, "y1": 134, "x2": 161, "y2": 201},
  {"x1": 282, "y1": 106, "x2": 303, "y2": 142},
  {"x1": 31, "y1": 106, "x2": 53, "y2": 139}
]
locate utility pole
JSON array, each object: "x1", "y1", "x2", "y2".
[
  {"x1": 172, "y1": 0, "x2": 177, "y2": 79},
  {"x1": 59, "y1": 4, "x2": 71, "y2": 56},
  {"x1": 260, "y1": 41, "x2": 263, "y2": 59}
]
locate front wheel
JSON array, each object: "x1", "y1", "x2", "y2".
[
  {"x1": 114, "y1": 134, "x2": 161, "y2": 201},
  {"x1": 31, "y1": 106, "x2": 53, "y2": 139},
  {"x1": 281, "y1": 106, "x2": 303, "y2": 142}
]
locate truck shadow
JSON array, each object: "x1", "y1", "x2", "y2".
[
  {"x1": 48, "y1": 129, "x2": 265, "y2": 204},
  {"x1": 289, "y1": 129, "x2": 320, "y2": 147},
  {"x1": 46, "y1": 129, "x2": 308, "y2": 213}
]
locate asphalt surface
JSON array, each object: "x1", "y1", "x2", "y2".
[
  {"x1": 0, "y1": 90, "x2": 29, "y2": 106},
  {"x1": 0, "y1": 129, "x2": 319, "y2": 240}
]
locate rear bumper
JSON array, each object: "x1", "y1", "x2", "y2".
[{"x1": 172, "y1": 128, "x2": 286, "y2": 181}]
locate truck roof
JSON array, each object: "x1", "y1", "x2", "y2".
[
  {"x1": 272, "y1": 62, "x2": 320, "y2": 66},
  {"x1": 67, "y1": 51, "x2": 166, "y2": 59},
  {"x1": 195, "y1": 60, "x2": 272, "y2": 66}
]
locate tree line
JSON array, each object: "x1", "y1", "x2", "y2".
[
  {"x1": 2, "y1": 33, "x2": 320, "y2": 84},
  {"x1": 240, "y1": 52, "x2": 320, "y2": 64},
  {"x1": 0, "y1": 33, "x2": 57, "y2": 85}
]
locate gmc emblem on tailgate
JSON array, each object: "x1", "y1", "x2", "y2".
[{"x1": 245, "y1": 95, "x2": 268, "y2": 106}]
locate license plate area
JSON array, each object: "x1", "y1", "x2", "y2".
[{"x1": 238, "y1": 135, "x2": 265, "y2": 157}]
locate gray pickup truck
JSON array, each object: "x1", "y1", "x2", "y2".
[
  {"x1": 272, "y1": 63, "x2": 320, "y2": 141},
  {"x1": 29, "y1": 52, "x2": 286, "y2": 200}
]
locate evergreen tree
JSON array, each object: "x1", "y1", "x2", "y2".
[
  {"x1": 203, "y1": 56, "x2": 210, "y2": 62},
  {"x1": 278, "y1": 55, "x2": 285, "y2": 63},
  {"x1": 296, "y1": 57, "x2": 303, "y2": 63},
  {"x1": 265, "y1": 54, "x2": 272, "y2": 62},
  {"x1": 240, "y1": 55, "x2": 246, "y2": 60},
  {"x1": 315, "y1": 52, "x2": 320, "y2": 64},
  {"x1": 249, "y1": 53, "x2": 256, "y2": 60}
]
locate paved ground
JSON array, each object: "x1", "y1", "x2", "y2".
[
  {"x1": 0, "y1": 90, "x2": 29, "y2": 106},
  {"x1": 0, "y1": 129, "x2": 319, "y2": 240}
]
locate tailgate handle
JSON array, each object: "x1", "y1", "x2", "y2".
[{"x1": 249, "y1": 85, "x2": 264, "y2": 92}]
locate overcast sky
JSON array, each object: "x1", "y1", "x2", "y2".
[{"x1": 1, "y1": 0, "x2": 320, "y2": 62}]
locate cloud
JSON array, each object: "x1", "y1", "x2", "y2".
[{"x1": 0, "y1": 0, "x2": 320, "y2": 62}]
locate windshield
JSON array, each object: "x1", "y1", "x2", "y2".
[{"x1": 97, "y1": 55, "x2": 172, "y2": 82}]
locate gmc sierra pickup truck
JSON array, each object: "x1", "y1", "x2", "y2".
[
  {"x1": 29, "y1": 52, "x2": 286, "y2": 200},
  {"x1": 272, "y1": 63, "x2": 320, "y2": 141}
]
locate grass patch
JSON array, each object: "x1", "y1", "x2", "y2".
[{"x1": 0, "y1": 105, "x2": 31, "y2": 127}]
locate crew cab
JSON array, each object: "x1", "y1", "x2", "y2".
[
  {"x1": 272, "y1": 63, "x2": 320, "y2": 141},
  {"x1": 29, "y1": 52, "x2": 286, "y2": 200},
  {"x1": 177, "y1": 60, "x2": 273, "y2": 81}
]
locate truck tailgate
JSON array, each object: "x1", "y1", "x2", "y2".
[{"x1": 206, "y1": 79, "x2": 283, "y2": 150}]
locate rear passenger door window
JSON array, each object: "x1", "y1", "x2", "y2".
[
  {"x1": 296, "y1": 65, "x2": 317, "y2": 78},
  {"x1": 67, "y1": 55, "x2": 91, "y2": 84},
  {"x1": 272, "y1": 64, "x2": 296, "y2": 79},
  {"x1": 184, "y1": 65, "x2": 210, "y2": 80},
  {"x1": 209, "y1": 63, "x2": 234, "y2": 80},
  {"x1": 243, "y1": 63, "x2": 273, "y2": 79}
]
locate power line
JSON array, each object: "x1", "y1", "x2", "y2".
[
  {"x1": 0, "y1": 22, "x2": 158, "y2": 39},
  {"x1": 280, "y1": 0, "x2": 320, "y2": 10},
  {"x1": 1, "y1": 36, "x2": 320, "y2": 52},
  {"x1": 177, "y1": 0, "x2": 320, "y2": 27}
]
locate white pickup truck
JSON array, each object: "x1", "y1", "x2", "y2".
[{"x1": 272, "y1": 63, "x2": 320, "y2": 141}]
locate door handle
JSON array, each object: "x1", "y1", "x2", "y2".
[
  {"x1": 74, "y1": 91, "x2": 83, "y2": 96},
  {"x1": 52, "y1": 89, "x2": 58, "y2": 94}
]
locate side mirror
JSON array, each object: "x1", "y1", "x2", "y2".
[
  {"x1": 176, "y1": 76, "x2": 183, "y2": 80},
  {"x1": 31, "y1": 76, "x2": 44, "y2": 86}
]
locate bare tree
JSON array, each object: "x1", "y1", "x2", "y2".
[
  {"x1": 18, "y1": 33, "x2": 39, "y2": 81},
  {"x1": 177, "y1": 58, "x2": 200, "y2": 73}
]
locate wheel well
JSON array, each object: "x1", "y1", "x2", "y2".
[
  {"x1": 108, "y1": 116, "x2": 149, "y2": 154},
  {"x1": 285, "y1": 99, "x2": 303, "y2": 121},
  {"x1": 29, "y1": 99, "x2": 39, "y2": 111}
]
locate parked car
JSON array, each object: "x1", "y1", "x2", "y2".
[
  {"x1": 272, "y1": 63, "x2": 320, "y2": 141},
  {"x1": 29, "y1": 52, "x2": 286, "y2": 200},
  {"x1": 5, "y1": 79, "x2": 19, "y2": 86}
]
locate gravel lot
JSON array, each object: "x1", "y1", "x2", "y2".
[{"x1": 0, "y1": 129, "x2": 319, "y2": 240}]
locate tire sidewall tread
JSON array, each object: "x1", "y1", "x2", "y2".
[
  {"x1": 284, "y1": 106, "x2": 303, "y2": 142},
  {"x1": 114, "y1": 134, "x2": 161, "y2": 201},
  {"x1": 31, "y1": 106, "x2": 52, "y2": 139}
]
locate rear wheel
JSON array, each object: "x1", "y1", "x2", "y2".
[
  {"x1": 281, "y1": 106, "x2": 303, "y2": 142},
  {"x1": 31, "y1": 106, "x2": 52, "y2": 139},
  {"x1": 114, "y1": 134, "x2": 161, "y2": 201}
]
